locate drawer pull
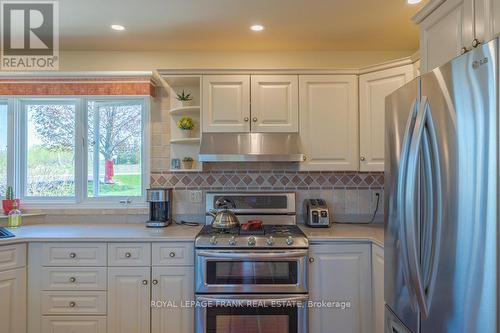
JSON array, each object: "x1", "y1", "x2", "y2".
[
  {"x1": 69, "y1": 301, "x2": 76, "y2": 308},
  {"x1": 125, "y1": 252, "x2": 132, "y2": 258},
  {"x1": 152, "y1": 279, "x2": 158, "y2": 285},
  {"x1": 142, "y1": 280, "x2": 148, "y2": 285},
  {"x1": 69, "y1": 252, "x2": 77, "y2": 259},
  {"x1": 69, "y1": 277, "x2": 76, "y2": 283},
  {"x1": 169, "y1": 252, "x2": 176, "y2": 258}
]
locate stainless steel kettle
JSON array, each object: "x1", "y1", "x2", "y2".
[{"x1": 208, "y1": 197, "x2": 240, "y2": 229}]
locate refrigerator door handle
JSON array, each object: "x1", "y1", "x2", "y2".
[
  {"x1": 420, "y1": 99, "x2": 443, "y2": 316},
  {"x1": 405, "y1": 96, "x2": 431, "y2": 319},
  {"x1": 397, "y1": 98, "x2": 419, "y2": 309}
]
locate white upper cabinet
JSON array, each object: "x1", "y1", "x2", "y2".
[
  {"x1": 299, "y1": 75, "x2": 359, "y2": 171},
  {"x1": 416, "y1": 0, "x2": 500, "y2": 72},
  {"x1": 419, "y1": 0, "x2": 474, "y2": 72},
  {"x1": 359, "y1": 65, "x2": 414, "y2": 171},
  {"x1": 250, "y1": 75, "x2": 299, "y2": 132},
  {"x1": 202, "y1": 75, "x2": 250, "y2": 132}
]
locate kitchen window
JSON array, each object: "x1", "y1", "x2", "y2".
[{"x1": 2, "y1": 96, "x2": 149, "y2": 208}]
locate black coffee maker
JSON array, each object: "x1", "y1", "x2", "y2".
[{"x1": 146, "y1": 188, "x2": 172, "y2": 228}]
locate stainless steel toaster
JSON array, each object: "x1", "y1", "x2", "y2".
[{"x1": 304, "y1": 199, "x2": 330, "y2": 227}]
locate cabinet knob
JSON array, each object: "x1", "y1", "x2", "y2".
[
  {"x1": 472, "y1": 38, "x2": 481, "y2": 48},
  {"x1": 302, "y1": 155, "x2": 307, "y2": 162},
  {"x1": 169, "y1": 252, "x2": 176, "y2": 258},
  {"x1": 252, "y1": 117, "x2": 258, "y2": 122},
  {"x1": 125, "y1": 252, "x2": 132, "y2": 258},
  {"x1": 244, "y1": 117, "x2": 249, "y2": 122},
  {"x1": 69, "y1": 277, "x2": 76, "y2": 283},
  {"x1": 152, "y1": 279, "x2": 158, "y2": 285},
  {"x1": 309, "y1": 257, "x2": 315, "y2": 263},
  {"x1": 69, "y1": 301, "x2": 76, "y2": 308},
  {"x1": 69, "y1": 252, "x2": 76, "y2": 259},
  {"x1": 142, "y1": 280, "x2": 148, "y2": 285},
  {"x1": 360, "y1": 156, "x2": 366, "y2": 161},
  {"x1": 461, "y1": 46, "x2": 469, "y2": 54}
]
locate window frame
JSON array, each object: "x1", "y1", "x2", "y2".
[{"x1": 3, "y1": 95, "x2": 150, "y2": 209}]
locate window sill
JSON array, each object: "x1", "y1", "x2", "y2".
[
  {"x1": 20, "y1": 201, "x2": 148, "y2": 212},
  {"x1": 0, "y1": 213, "x2": 46, "y2": 219}
]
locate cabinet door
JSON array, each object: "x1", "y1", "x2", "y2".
[
  {"x1": 251, "y1": 75, "x2": 299, "y2": 132},
  {"x1": 299, "y1": 75, "x2": 358, "y2": 171},
  {"x1": 420, "y1": 0, "x2": 474, "y2": 72},
  {"x1": 309, "y1": 243, "x2": 371, "y2": 333},
  {"x1": 151, "y1": 267, "x2": 194, "y2": 333},
  {"x1": 372, "y1": 245, "x2": 384, "y2": 333},
  {"x1": 108, "y1": 267, "x2": 150, "y2": 333},
  {"x1": 359, "y1": 65, "x2": 414, "y2": 171},
  {"x1": 474, "y1": 0, "x2": 497, "y2": 44},
  {"x1": 202, "y1": 75, "x2": 250, "y2": 132},
  {"x1": 0, "y1": 268, "x2": 26, "y2": 333},
  {"x1": 41, "y1": 316, "x2": 106, "y2": 333}
]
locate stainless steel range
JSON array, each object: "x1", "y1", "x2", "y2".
[{"x1": 195, "y1": 192, "x2": 308, "y2": 333}]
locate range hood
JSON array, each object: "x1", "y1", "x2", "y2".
[{"x1": 199, "y1": 133, "x2": 305, "y2": 162}]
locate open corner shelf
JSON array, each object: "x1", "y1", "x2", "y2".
[
  {"x1": 169, "y1": 106, "x2": 200, "y2": 115},
  {"x1": 170, "y1": 137, "x2": 201, "y2": 144}
]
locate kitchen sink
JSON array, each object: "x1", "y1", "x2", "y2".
[{"x1": 0, "y1": 227, "x2": 14, "y2": 239}]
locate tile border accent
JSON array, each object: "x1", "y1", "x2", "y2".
[{"x1": 150, "y1": 171, "x2": 384, "y2": 190}]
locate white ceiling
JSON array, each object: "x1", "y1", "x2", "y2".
[{"x1": 59, "y1": 0, "x2": 426, "y2": 51}]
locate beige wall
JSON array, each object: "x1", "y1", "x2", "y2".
[{"x1": 58, "y1": 50, "x2": 415, "y2": 71}]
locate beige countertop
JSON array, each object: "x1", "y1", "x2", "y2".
[
  {"x1": 0, "y1": 223, "x2": 203, "y2": 245},
  {"x1": 300, "y1": 223, "x2": 384, "y2": 247},
  {"x1": 0, "y1": 222, "x2": 384, "y2": 248}
]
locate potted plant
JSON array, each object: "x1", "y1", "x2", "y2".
[
  {"x1": 2, "y1": 186, "x2": 20, "y2": 215},
  {"x1": 176, "y1": 90, "x2": 193, "y2": 107},
  {"x1": 177, "y1": 117, "x2": 195, "y2": 138},
  {"x1": 182, "y1": 157, "x2": 194, "y2": 170}
]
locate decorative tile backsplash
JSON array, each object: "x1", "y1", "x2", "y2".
[{"x1": 150, "y1": 171, "x2": 383, "y2": 190}]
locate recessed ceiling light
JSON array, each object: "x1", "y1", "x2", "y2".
[
  {"x1": 407, "y1": 0, "x2": 422, "y2": 4},
  {"x1": 250, "y1": 24, "x2": 265, "y2": 32},
  {"x1": 111, "y1": 24, "x2": 125, "y2": 31}
]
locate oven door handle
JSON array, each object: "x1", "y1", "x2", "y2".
[
  {"x1": 196, "y1": 250, "x2": 308, "y2": 259},
  {"x1": 196, "y1": 294, "x2": 309, "y2": 304}
]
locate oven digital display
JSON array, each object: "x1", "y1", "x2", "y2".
[{"x1": 207, "y1": 261, "x2": 298, "y2": 285}]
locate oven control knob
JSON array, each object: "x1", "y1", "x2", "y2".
[
  {"x1": 248, "y1": 237, "x2": 256, "y2": 246},
  {"x1": 228, "y1": 236, "x2": 237, "y2": 246},
  {"x1": 209, "y1": 236, "x2": 218, "y2": 245},
  {"x1": 266, "y1": 236, "x2": 274, "y2": 246},
  {"x1": 286, "y1": 236, "x2": 294, "y2": 246}
]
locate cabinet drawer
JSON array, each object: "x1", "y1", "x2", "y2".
[
  {"x1": 41, "y1": 316, "x2": 106, "y2": 333},
  {"x1": 0, "y1": 243, "x2": 26, "y2": 271},
  {"x1": 152, "y1": 242, "x2": 194, "y2": 266},
  {"x1": 108, "y1": 243, "x2": 151, "y2": 266},
  {"x1": 41, "y1": 243, "x2": 106, "y2": 266},
  {"x1": 41, "y1": 291, "x2": 106, "y2": 315},
  {"x1": 41, "y1": 267, "x2": 107, "y2": 290}
]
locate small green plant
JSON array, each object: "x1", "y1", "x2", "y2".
[
  {"x1": 182, "y1": 157, "x2": 194, "y2": 162},
  {"x1": 175, "y1": 90, "x2": 192, "y2": 101},
  {"x1": 5, "y1": 186, "x2": 13, "y2": 200},
  {"x1": 177, "y1": 117, "x2": 195, "y2": 130}
]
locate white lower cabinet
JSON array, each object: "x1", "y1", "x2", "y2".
[
  {"x1": 30, "y1": 241, "x2": 195, "y2": 333},
  {"x1": 372, "y1": 244, "x2": 384, "y2": 333},
  {"x1": 0, "y1": 267, "x2": 27, "y2": 333},
  {"x1": 309, "y1": 243, "x2": 372, "y2": 333},
  {"x1": 151, "y1": 267, "x2": 194, "y2": 333},
  {"x1": 107, "y1": 267, "x2": 151, "y2": 333},
  {"x1": 41, "y1": 316, "x2": 106, "y2": 333}
]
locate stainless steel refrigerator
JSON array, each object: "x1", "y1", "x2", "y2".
[{"x1": 385, "y1": 38, "x2": 498, "y2": 333}]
